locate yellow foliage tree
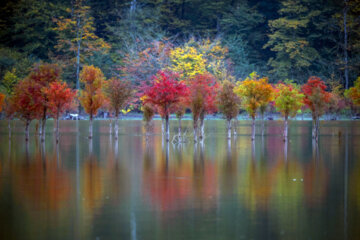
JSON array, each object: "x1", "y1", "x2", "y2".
[
  {"x1": 79, "y1": 65, "x2": 106, "y2": 139},
  {"x1": 234, "y1": 72, "x2": 273, "y2": 140},
  {"x1": 345, "y1": 77, "x2": 360, "y2": 107}
]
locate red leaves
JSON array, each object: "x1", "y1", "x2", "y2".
[
  {"x1": 141, "y1": 70, "x2": 189, "y2": 117},
  {"x1": 0, "y1": 93, "x2": 5, "y2": 112},
  {"x1": 44, "y1": 81, "x2": 77, "y2": 118},
  {"x1": 302, "y1": 76, "x2": 330, "y2": 116},
  {"x1": 186, "y1": 73, "x2": 219, "y2": 121}
]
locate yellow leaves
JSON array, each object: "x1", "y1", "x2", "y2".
[
  {"x1": 234, "y1": 72, "x2": 274, "y2": 118},
  {"x1": 345, "y1": 77, "x2": 360, "y2": 106}
]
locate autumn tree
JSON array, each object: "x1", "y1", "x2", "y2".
[
  {"x1": 104, "y1": 77, "x2": 134, "y2": 139},
  {"x1": 141, "y1": 70, "x2": 188, "y2": 142},
  {"x1": 345, "y1": 77, "x2": 360, "y2": 107},
  {"x1": 44, "y1": 81, "x2": 77, "y2": 142},
  {"x1": 217, "y1": 80, "x2": 241, "y2": 139},
  {"x1": 274, "y1": 82, "x2": 304, "y2": 141},
  {"x1": 234, "y1": 72, "x2": 272, "y2": 140},
  {"x1": 186, "y1": 73, "x2": 218, "y2": 142},
  {"x1": 302, "y1": 76, "x2": 331, "y2": 141},
  {"x1": 27, "y1": 63, "x2": 61, "y2": 141},
  {"x1": 54, "y1": 0, "x2": 109, "y2": 90},
  {"x1": 79, "y1": 65, "x2": 106, "y2": 139},
  {"x1": 0, "y1": 69, "x2": 18, "y2": 135},
  {"x1": 327, "y1": 80, "x2": 346, "y2": 119},
  {"x1": 12, "y1": 79, "x2": 42, "y2": 141}
]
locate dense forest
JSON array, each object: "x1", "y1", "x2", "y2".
[{"x1": 0, "y1": 0, "x2": 359, "y2": 87}]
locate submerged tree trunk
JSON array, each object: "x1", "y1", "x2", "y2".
[
  {"x1": 115, "y1": 113, "x2": 119, "y2": 140},
  {"x1": 161, "y1": 117, "x2": 165, "y2": 135},
  {"x1": 178, "y1": 117, "x2": 182, "y2": 141},
  {"x1": 193, "y1": 119, "x2": 198, "y2": 143},
  {"x1": 89, "y1": 114, "x2": 93, "y2": 139},
  {"x1": 284, "y1": 115, "x2": 288, "y2": 141},
  {"x1": 109, "y1": 118, "x2": 113, "y2": 135},
  {"x1": 251, "y1": 117, "x2": 255, "y2": 141},
  {"x1": 199, "y1": 116, "x2": 205, "y2": 140},
  {"x1": 227, "y1": 119, "x2": 232, "y2": 139},
  {"x1": 38, "y1": 119, "x2": 42, "y2": 136},
  {"x1": 165, "y1": 114, "x2": 170, "y2": 142},
  {"x1": 233, "y1": 118, "x2": 238, "y2": 136},
  {"x1": 25, "y1": 119, "x2": 30, "y2": 141},
  {"x1": 312, "y1": 116, "x2": 316, "y2": 140},
  {"x1": 315, "y1": 116, "x2": 320, "y2": 142}
]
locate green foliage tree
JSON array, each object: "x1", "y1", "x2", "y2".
[{"x1": 264, "y1": 0, "x2": 321, "y2": 82}]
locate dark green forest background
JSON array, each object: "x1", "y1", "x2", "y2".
[{"x1": 0, "y1": 0, "x2": 359, "y2": 87}]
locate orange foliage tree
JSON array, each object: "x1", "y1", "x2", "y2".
[
  {"x1": 234, "y1": 72, "x2": 273, "y2": 140},
  {"x1": 44, "y1": 81, "x2": 77, "y2": 141},
  {"x1": 186, "y1": 73, "x2": 219, "y2": 142},
  {"x1": 345, "y1": 77, "x2": 360, "y2": 109},
  {"x1": 79, "y1": 65, "x2": 106, "y2": 139},
  {"x1": 217, "y1": 80, "x2": 241, "y2": 139},
  {"x1": 104, "y1": 77, "x2": 134, "y2": 139},
  {"x1": 27, "y1": 63, "x2": 61, "y2": 141},
  {"x1": 141, "y1": 70, "x2": 189, "y2": 142},
  {"x1": 12, "y1": 79, "x2": 42, "y2": 141},
  {"x1": 302, "y1": 76, "x2": 331, "y2": 141}
]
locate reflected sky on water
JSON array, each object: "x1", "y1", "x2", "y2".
[{"x1": 0, "y1": 120, "x2": 359, "y2": 240}]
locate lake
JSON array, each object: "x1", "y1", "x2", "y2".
[{"x1": 0, "y1": 119, "x2": 359, "y2": 240}]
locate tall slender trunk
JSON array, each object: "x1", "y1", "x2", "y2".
[
  {"x1": 89, "y1": 114, "x2": 93, "y2": 139},
  {"x1": 312, "y1": 116, "x2": 316, "y2": 139},
  {"x1": 115, "y1": 113, "x2": 119, "y2": 140},
  {"x1": 109, "y1": 118, "x2": 113, "y2": 135},
  {"x1": 344, "y1": 0, "x2": 349, "y2": 89},
  {"x1": 76, "y1": 15, "x2": 81, "y2": 91},
  {"x1": 227, "y1": 119, "x2": 232, "y2": 139},
  {"x1": 199, "y1": 116, "x2": 205, "y2": 140},
  {"x1": 161, "y1": 117, "x2": 165, "y2": 135},
  {"x1": 25, "y1": 119, "x2": 30, "y2": 141},
  {"x1": 193, "y1": 118, "x2": 198, "y2": 143},
  {"x1": 284, "y1": 115, "x2": 288, "y2": 141},
  {"x1": 251, "y1": 117, "x2": 255, "y2": 141},
  {"x1": 178, "y1": 117, "x2": 182, "y2": 142},
  {"x1": 165, "y1": 114, "x2": 170, "y2": 142}
]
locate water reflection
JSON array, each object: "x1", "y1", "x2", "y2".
[{"x1": 0, "y1": 120, "x2": 359, "y2": 239}]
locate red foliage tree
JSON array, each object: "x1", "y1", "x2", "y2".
[
  {"x1": 28, "y1": 63, "x2": 61, "y2": 141},
  {"x1": 141, "y1": 70, "x2": 188, "y2": 141},
  {"x1": 302, "y1": 77, "x2": 331, "y2": 141},
  {"x1": 186, "y1": 73, "x2": 219, "y2": 142},
  {"x1": 12, "y1": 79, "x2": 43, "y2": 141},
  {"x1": 44, "y1": 81, "x2": 77, "y2": 141},
  {"x1": 0, "y1": 93, "x2": 4, "y2": 113}
]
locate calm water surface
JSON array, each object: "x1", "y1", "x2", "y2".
[{"x1": 0, "y1": 120, "x2": 359, "y2": 240}]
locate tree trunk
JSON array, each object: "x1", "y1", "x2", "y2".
[
  {"x1": 233, "y1": 118, "x2": 238, "y2": 136},
  {"x1": 89, "y1": 115, "x2": 93, "y2": 139},
  {"x1": 199, "y1": 116, "x2": 205, "y2": 140},
  {"x1": 76, "y1": 15, "x2": 81, "y2": 90},
  {"x1": 115, "y1": 113, "x2": 119, "y2": 140},
  {"x1": 227, "y1": 119, "x2": 232, "y2": 139},
  {"x1": 38, "y1": 119, "x2": 42, "y2": 136},
  {"x1": 315, "y1": 116, "x2": 320, "y2": 142},
  {"x1": 41, "y1": 110, "x2": 46, "y2": 142},
  {"x1": 165, "y1": 114, "x2": 170, "y2": 142},
  {"x1": 312, "y1": 117, "x2": 316, "y2": 140},
  {"x1": 344, "y1": 0, "x2": 349, "y2": 89},
  {"x1": 193, "y1": 119, "x2": 198, "y2": 143},
  {"x1": 178, "y1": 117, "x2": 182, "y2": 142},
  {"x1": 161, "y1": 117, "x2": 165, "y2": 135},
  {"x1": 284, "y1": 115, "x2": 288, "y2": 141},
  {"x1": 145, "y1": 121, "x2": 150, "y2": 140},
  {"x1": 109, "y1": 119, "x2": 112, "y2": 135},
  {"x1": 251, "y1": 117, "x2": 255, "y2": 141},
  {"x1": 25, "y1": 119, "x2": 30, "y2": 141}
]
